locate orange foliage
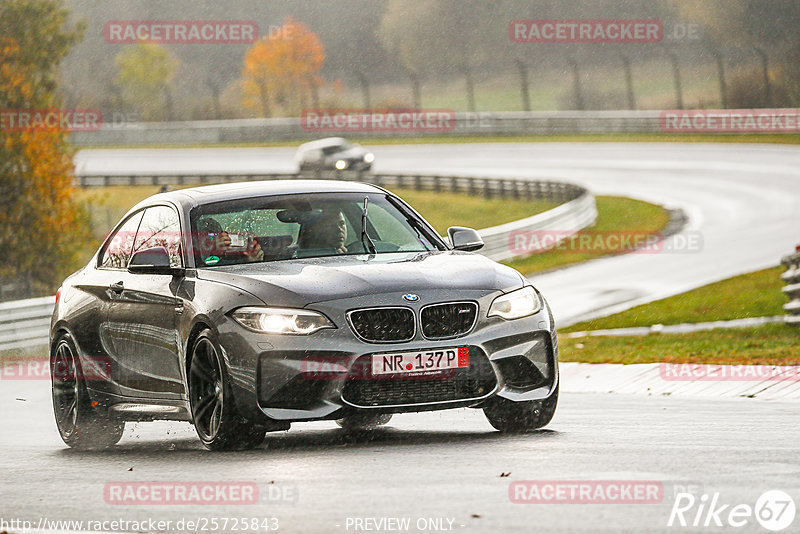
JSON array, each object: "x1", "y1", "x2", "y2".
[
  {"x1": 0, "y1": 37, "x2": 89, "y2": 289},
  {"x1": 241, "y1": 18, "x2": 325, "y2": 116}
]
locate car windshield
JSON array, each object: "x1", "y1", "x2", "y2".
[
  {"x1": 320, "y1": 142, "x2": 350, "y2": 155},
  {"x1": 190, "y1": 192, "x2": 441, "y2": 267}
]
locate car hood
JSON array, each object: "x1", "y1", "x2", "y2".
[{"x1": 196, "y1": 251, "x2": 526, "y2": 308}]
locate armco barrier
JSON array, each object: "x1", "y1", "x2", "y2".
[
  {"x1": 782, "y1": 249, "x2": 800, "y2": 326},
  {"x1": 0, "y1": 296, "x2": 54, "y2": 352},
  {"x1": 70, "y1": 111, "x2": 669, "y2": 146},
  {"x1": 1, "y1": 172, "x2": 596, "y2": 350}
]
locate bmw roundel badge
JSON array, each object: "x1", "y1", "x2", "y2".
[{"x1": 402, "y1": 293, "x2": 420, "y2": 302}]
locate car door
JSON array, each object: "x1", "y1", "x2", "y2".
[
  {"x1": 76, "y1": 209, "x2": 145, "y2": 397},
  {"x1": 105, "y1": 204, "x2": 186, "y2": 399}
]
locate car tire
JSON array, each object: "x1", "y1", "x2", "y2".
[
  {"x1": 51, "y1": 334, "x2": 125, "y2": 449},
  {"x1": 483, "y1": 383, "x2": 558, "y2": 433},
  {"x1": 188, "y1": 329, "x2": 267, "y2": 451},
  {"x1": 336, "y1": 413, "x2": 392, "y2": 431}
]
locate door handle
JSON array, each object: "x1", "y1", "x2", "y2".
[{"x1": 110, "y1": 281, "x2": 124, "y2": 293}]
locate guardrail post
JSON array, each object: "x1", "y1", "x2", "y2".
[
  {"x1": 414, "y1": 176, "x2": 422, "y2": 191},
  {"x1": 468, "y1": 177, "x2": 476, "y2": 196},
  {"x1": 781, "y1": 249, "x2": 800, "y2": 326},
  {"x1": 433, "y1": 175, "x2": 441, "y2": 192},
  {"x1": 450, "y1": 176, "x2": 458, "y2": 193},
  {"x1": 484, "y1": 178, "x2": 493, "y2": 199}
]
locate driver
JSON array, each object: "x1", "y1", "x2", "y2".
[
  {"x1": 196, "y1": 217, "x2": 263, "y2": 263},
  {"x1": 296, "y1": 209, "x2": 348, "y2": 254}
]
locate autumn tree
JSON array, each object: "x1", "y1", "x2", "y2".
[
  {"x1": 241, "y1": 18, "x2": 325, "y2": 117},
  {"x1": 0, "y1": 0, "x2": 89, "y2": 295},
  {"x1": 115, "y1": 41, "x2": 178, "y2": 121}
]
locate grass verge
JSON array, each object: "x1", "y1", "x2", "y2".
[
  {"x1": 565, "y1": 266, "x2": 786, "y2": 332},
  {"x1": 505, "y1": 195, "x2": 671, "y2": 275},
  {"x1": 558, "y1": 266, "x2": 796, "y2": 366},
  {"x1": 558, "y1": 324, "x2": 799, "y2": 366}
]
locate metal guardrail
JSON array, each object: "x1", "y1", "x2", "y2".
[
  {"x1": 781, "y1": 249, "x2": 800, "y2": 326},
  {"x1": 70, "y1": 110, "x2": 671, "y2": 147},
  {"x1": 0, "y1": 296, "x2": 54, "y2": 351},
  {"x1": 2, "y1": 172, "x2": 596, "y2": 350}
]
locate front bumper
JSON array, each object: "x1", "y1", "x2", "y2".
[{"x1": 216, "y1": 291, "x2": 558, "y2": 424}]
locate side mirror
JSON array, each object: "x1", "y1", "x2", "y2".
[
  {"x1": 128, "y1": 246, "x2": 184, "y2": 276},
  {"x1": 448, "y1": 226, "x2": 484, "y2": 252}
]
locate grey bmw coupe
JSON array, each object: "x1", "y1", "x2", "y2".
[{"x1": 50, "y1": 180, "x2": 559, "y2": 450}]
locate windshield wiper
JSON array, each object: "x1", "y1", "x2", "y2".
[{"x1": 361, "y1": 196, "x2": 377, "y2": 254}]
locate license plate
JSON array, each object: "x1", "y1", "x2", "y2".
[{"x1": 372, "y1": 347, "x2": 469, "y2": 376}]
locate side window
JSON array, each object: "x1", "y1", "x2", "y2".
[
  {"x1": 99, "y1": 211, "x2": 144, "y2": 269},
  {"x1": 133, "y1": 206, "x2": 182, "y2": 268}
]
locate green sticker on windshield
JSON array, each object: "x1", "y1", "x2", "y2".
[{"x1": 204, "y1": 255, "x2": 220, "y2": 265}]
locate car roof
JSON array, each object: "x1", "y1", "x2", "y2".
[
  {"x1": 130, "y1": 180, "x2": 384, "y2": 212},
  {"x1": 297, "y1": 137, "x2": 350, "y2": 151}
]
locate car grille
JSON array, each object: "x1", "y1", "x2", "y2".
[
  {"x1": 421, "y1": 302, "x2": 477, "y2": 339},
  {"x1": 341, "y1": 348, "x2": 496, "y2": 407},
  {"x1": 348, "y1": 307, "x2": 415, "y2": 343}
]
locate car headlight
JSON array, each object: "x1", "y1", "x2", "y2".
[
  {"x1": 231, "y1": 307, "x2": 335, "y2": 335},
  {"x1": 364, "y1": 152, "x2": 375, "y2": 163},
  {"x1": 488, "y1": 286, "x2": 541, "y2": 320},
  {"x1": 335, "y1": 159, "x2": 348, "y2": 170}
]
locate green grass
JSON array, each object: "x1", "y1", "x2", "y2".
[
  {"x1": 505, "y1": 195, "x2": 671, "y2": 275},
  {"x1": 80, "y1": 132, "x2": 800, "y2": 150},
  {"x1": 558, "y1": 266, "x2": 795, "y2": 366},
  {"x1": 565, "y1": 266, "x2": 786, "y2": 332},
  {"x1": 389, "y1": 188, "x2": 558, "y2": 234},
  {"x1": 558, "y1": 324, "x2": 800, "y2": 366}
]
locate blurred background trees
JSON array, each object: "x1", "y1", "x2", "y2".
[
  {"x1": 53, "y1": 0, "x2": 800, "y2": 119},
  {"x1": 115, "y1": 42, "x2": 178, "y2": 121},
  {"x1": 241, "y1": 18, "x2": 326, "y2": 117},
  {"x1": 0, "y1": 0, "x2": 90, "y2": 296}
]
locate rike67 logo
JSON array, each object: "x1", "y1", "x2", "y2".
[{"x1": 668, "y1": 490, "x2": 796, "y2": 531}]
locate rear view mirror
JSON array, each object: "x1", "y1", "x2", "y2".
[
  {"x1": 128, "y1": 246, "x2": 184, "y2": 276},
  {"x1": 448, "y1": 227, "x2": 484, "y2": 252}
]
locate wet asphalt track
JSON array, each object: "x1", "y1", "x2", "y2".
[
  {"x1": 1, "y1": 143, "x2": 798, "y2": 533},
  {"x1": 1, "y1": 375, "x2": 799, "y2": 534}
]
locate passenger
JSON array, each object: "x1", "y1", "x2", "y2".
[
  {"x1": 296, "y1": 209, "x2": 348, "y2": 254},
  {"x1": 197, "y1": 217, "x2": 263, "y2": 263}
]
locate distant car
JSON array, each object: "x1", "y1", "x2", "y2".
[
  {"x1": 49, "y1": 180, "x2": 558, "y2": 451},
  {"x1": 296, "y1": 137, "x2": 374, "y2": 172}
]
